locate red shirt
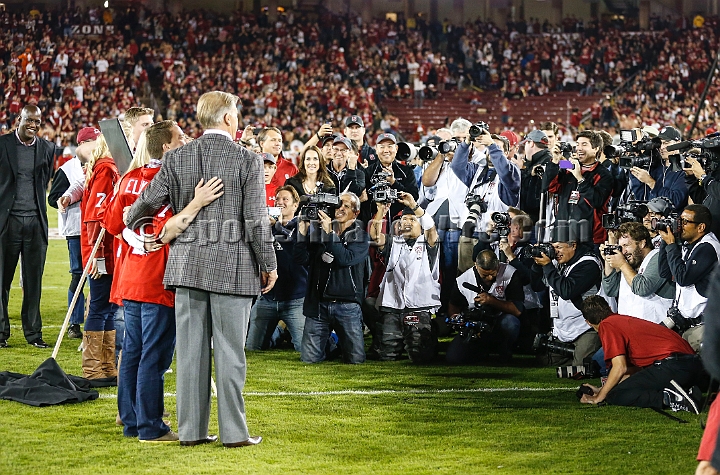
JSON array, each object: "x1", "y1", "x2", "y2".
[
  {"x1": 81, "y1": 158, "x2": 120, "y2": 274},
  {"x1": 269, "y1": 156, "x2": 298, "y2": 189},
  {"x1": 599, "y1": 314, "x2": 695, "y2": 368},
  {"x1": 265, "y1": 182, "x2": 278, "y2": 207},
  {"x1": 103, "y1": 166, "x2": 175, "y2": 308}
]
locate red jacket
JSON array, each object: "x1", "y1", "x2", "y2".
[{"x1": 81, "y1": 158, "x2": 119, "y2": 274}]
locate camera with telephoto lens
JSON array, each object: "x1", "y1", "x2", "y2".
[
  {"x1": 602, "y1": 244, "x2": 622, "y2": 256},
  {"x1": 469, "y1": 121, "x2": 490, "y2": 140},
  {"x1": 491, "y1": 212, "x2": 511, "y2": 238},
  {"x1": 558, "y1": 141, "x2": 576, "y2": 159},
  {"x1": 297, "y1": 183, "x2": 340, "y2": 221},
  {"x1": 397, "y1": 142, "x2": 418, "y2": 161},
  {"x1": 533, "y1": 333, "x2": 575, "y2": 356},
  {"x1": 438, "y1": 139, "x2": 458, "y2": 155},
  {"x1": 650, "y1": 212, "x2": 680, "y2": 235},
  {"x1": 418, "y1": 144, "x2": 438, "y2": 161},
  {"x1": 557, "y1": 363, "x2": 600, "y2": 379},
  {"x1": 606, "y1": 133, "x2": 662, "y2": 170},
  {"x1": 601, "y1": 201, "x2": 649, "y2": 230},
  {"x1": 369, "y1": 171, "x2": 399, "y2": 204},
  {"x1": 525, "y1": 243, "x2": 556, "y2": 260},
  {"x1": 661, "y1": 305, "x2": 691, "y2": 334},
  {"x1": 465, "y1": 193, "x2": 488, "y2": 216}
]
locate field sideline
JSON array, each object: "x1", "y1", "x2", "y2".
[{"x1": 0, "y1": 214, "x2": 705, "y2": 474}]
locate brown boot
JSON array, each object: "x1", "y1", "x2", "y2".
[
  {"x1": 101, "y1": 330, "x2": 117, "y2": 378},
  {"x1": 82, "y1": 331, "x2": 105, "y2": 379}
]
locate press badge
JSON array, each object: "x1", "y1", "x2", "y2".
[
  {"x1": 568, "y1": 190, "x2": 580, "y2": 205},
  {"x1": 550, "y1": 290, "x2": 559, "y2": 319}
]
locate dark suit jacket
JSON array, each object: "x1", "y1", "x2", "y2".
[
  {"x1": 0, "y1": 132, "x2": 56, "y2": 243},
  {"x1": 125, "y1": 133, "x2": 277, "y2": 296}
]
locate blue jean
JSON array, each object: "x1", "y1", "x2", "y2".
[
  {"x1": 66, "y1": 237, "x2": 85, "y2": 326},
  {"x1": 302, "y1": 301, "x2": 365, "y2": 364},
  {"x1": 246, "y1": 297, "x2": 305, "y2": 351},
  {"x1": 118, "y1": 300, "x2": 176, "y2": 439},
  {"x1": 592, "y1": 347, "x2": 608, "y2": 376},
  {"x1": 85, "y1": 274, "x2": 117, "y2": 332},
  {"x1": 438, "y1": 229, "x2": 461, "y2": 311},
  {"x1": 115, "y1": 306, "x2": 125, "y2": 355}
]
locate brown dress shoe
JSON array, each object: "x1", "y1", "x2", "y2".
[
  {"x1": 180, "y1": 435, "x2": 218, "y2": 447},
  {"x1": 139, "y1": 430, "x2": 179, "y2": 443},
  {"x1": 223, "y1": 436, "x2": 262, "y2": 448}
]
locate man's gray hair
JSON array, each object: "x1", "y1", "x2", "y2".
[
  {"x1": 450, "y1": 118, "x2": 472, "y2": 136},
  {"x1": 196, "y1": 91, "x2": 239, "y2": 129},
  {"x1": 340, "y1": 191, "x2": 361, "y2": 213}
]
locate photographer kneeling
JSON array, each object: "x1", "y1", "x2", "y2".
[
  {"x1": 658, "y1": 204, "x2": 720, "y2": 351},
  {"x1": 531, "y1": 232, "x2": 602, "y2": 366},
  {"x1": 371, "y1": 192, "x2": 440, "y2": 363},
  {"x1": 579, "y1": 295, "x2": 703, "y2": 414},
  {"x1": 601, "y1": 222, "x2": 675, "y2": 324},
  {"x1": 446, "y1": 250, "x2": 525, "y2": 363},
  {"x1": 294, "y1": 192, "x2": 369, "y2": 364}
]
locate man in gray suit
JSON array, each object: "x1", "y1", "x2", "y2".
[{"x1": 126, "y1": 91, "x2": 278, "y2": 447}]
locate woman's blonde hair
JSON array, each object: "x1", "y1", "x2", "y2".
[
  {"x1": 126, "y1": 130, "x2": 151, "y2": 173},
  {"x1": 85, "y1": 134, "x2": 111, "y2": 184}
]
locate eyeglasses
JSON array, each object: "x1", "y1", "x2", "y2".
[{"x1": 681, "y1": 218, "x2": 699, "y2": 226}]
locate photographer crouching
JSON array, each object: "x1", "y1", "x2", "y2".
[
  {"x1": 446, "y1": 250, "x2": 525, "y2": 363},
  {"x1": 293, "y1": 192, "x2": 369, "y2": 364},
  {"x1": 370, "y1": 192, "x2": 440, "y2": 363},
  {"x1": 658, "y1": 204, "x2": 720, "y2": 352}
]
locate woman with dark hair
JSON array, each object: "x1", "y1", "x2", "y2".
[{"x1": 285, "y1": 146, "x2": 336, "y2": 199}]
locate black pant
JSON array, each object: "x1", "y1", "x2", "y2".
[
  {"x1": 0, "y1": 214, "x2": 47, "y2": 342},
  {"x1": 606, "y1": 356, "x2": 703, "y2": 409}
]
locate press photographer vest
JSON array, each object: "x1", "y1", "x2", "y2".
[
  {"x1": 617, "y1": 248, "x2": 672, "y2": 324},
  {"x1": 676, "y1": 232, "x2": 720, "y2": 319},
  {"x1": 456, "y1": 262, "x2": 515, "y2": 309},
  {"x1": 550, "y1": 255, "x2": 601, "y2": 343},
  {"x1": 377, "y1": 234, "x2": 441, "y2": 311},
  {"x1": 489, "y1": 242, "x2": 542, "y2": 310},
  {"x1": 463, "y1": 170, "x2": 509, "y2": 237},
  {"x1": 421, "y1": 162, "x2": 469, "y2": 229}
]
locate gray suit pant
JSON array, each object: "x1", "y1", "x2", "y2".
[{"x1": 175, "y1": 287, "x2": 253, "y2": 444}]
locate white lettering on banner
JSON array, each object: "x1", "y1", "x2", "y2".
[{"x1": 70, "y1": 25, "x2": 115, "y2": 36}]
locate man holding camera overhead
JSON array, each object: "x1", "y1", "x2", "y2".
[
  {"x1": 542, "y1": 130, "x2": 613, "y2": 246},
  {"x1": 658, "y1": 204, "x2": 720, "y2": 351},
  {"x1": 370, "y1": 192, "x2": 440, "y2": 363},
  {"x1": 627, "y1": 126, "x2": 687, "y2": 211},
  {"x1": 601, "y1": 222, "x2": 675, "y2": 323}
]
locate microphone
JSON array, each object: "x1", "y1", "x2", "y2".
[
  {"x1": 462, "y1": 282, "x2": 485, "y2": 294},
  {"x1": 666, "y1": 141, "x2": 693, "y2": 152}
]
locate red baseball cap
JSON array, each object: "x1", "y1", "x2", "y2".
[
  {"x1": 500, "y1": 130, "x2": 519, "y2": 148},
  {"x1": 77, "y1": 127, "x2": 101, "y2": 144}
]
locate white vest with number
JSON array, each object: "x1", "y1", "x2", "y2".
[
  {"x1": 617, "y1": 248, "x2": 672, "y2": 323},
  {"x1": 456, "y1": 263, "x2": 515, "y2": 309},
  {"x1": 463, "y1": 171, "x2": 514, "y2": 237},
  {"x1": 676, "y1": 232, "x2": 720, "y2": 319},
  {"x1": 551, "y1": 255, "x2": 600, "y2": 342},
  {"x1": 378, "y1": 234, "x2": 441, "y2": 311}
]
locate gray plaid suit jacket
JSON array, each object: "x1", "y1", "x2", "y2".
[{"x1": 125, "y1": 132, "x2": 277, "y2": 296}]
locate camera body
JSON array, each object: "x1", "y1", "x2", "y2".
[
  {"x1": 601, "y1": 201, "x2": 648, "y2": 230},
  {"x1": 606, "y1": 132, "x2": 661, "y2": 170},
  {"x1": 445, "y1": 305, "x2": 500, "y2": 340},
  {"x1": 661, "y1": 306, "x2": 691, "y2": 334},
  {"x1": 491, "y1": 211, "x2": 511, "y2": 238},
  {"x1": 650, "y1": 212, "x2": 680, "y2": 235},
  {"x1": 558, "y1": 141, "x2": 576, "y2": 159},
  {"x1": 297, "y1": 191, "x2": 341, "y2": 221},
  {"x1": 602, "y1": 244, "x2": 622, "y2": 256},
  {"x1": 370, "y1": 171, "x2": 399, "y2": 204},
  {"x1": 468, "y1": 121, "x2": 490, "y2": 140},
  {"x1": 525, "y1": 243, "x2": 556, "y2": 260},
  {"x1": 465, "y1": 193, "x2": 488, "y2": 217}
]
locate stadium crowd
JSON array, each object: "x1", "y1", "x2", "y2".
[{"x1": 3, "y1": 4, "x2": 720, "y2": 471}]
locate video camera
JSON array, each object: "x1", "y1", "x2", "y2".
[
  {"x1": 469, "y1": 121, "x2": 490, "y2": 141},
  {"x1": 523, "y1": 243, "x2": 556, "y2": 260},
  {"x1": 491, "y1": 212, "x2": 511, "y2": 238},
  {"x1": 604, "y1": 130, "x2": 661, "y2": 170},
  {"x1": 601, "y1": 200, "x2": 648, "y2": 230},
  {"x1": 668, "y1": 133, "x2": 720, "y2": 174},
  {"x1": 297, "y1": 183, "x2": 340, "y2": 221},
  {"x1": 444, "y1": 282, "x2": 501, "y2": 341},
  {"x1": 369, "y1": 171, "x2": 400, "y2": 204}
]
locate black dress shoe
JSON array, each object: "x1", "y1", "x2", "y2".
[
  {"x1": 29, "y1": 339, "x2": 49, "y2": 348},
  {"x1": 0, "y1": 340, "x2": 7, "y2": 348},
  {"x1": 180, "y1": 435, "x2": 218, "y2": 447},
  {"x1": 223, "y1": 436, "x2": 262, "y2": 448}
]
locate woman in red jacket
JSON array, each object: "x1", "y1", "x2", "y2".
[{"x1": 81, "y1": 134, "x2": 120, "y2": 379}]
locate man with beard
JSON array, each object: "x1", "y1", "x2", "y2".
[
  {"x1": 0, "y1": 105, "x2": 57, "y2": 348},
  {"x1": 601, "y1": 222, "x2": 675, "y2": 323}
]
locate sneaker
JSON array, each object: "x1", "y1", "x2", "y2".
[
  {"x1": 67, "y1": 324, "x2": 83, "y2": 339},
  {"x1": 29, "y1": 339, "x2": 49, "y2": 349},
  {"x1": 0, "y1": 340, "x2": 7, "y2": 348},
  {"x1": 139, "y1": 430, "x2": 179, "y2": 444},
  {"x1": 664, "y1": 380, "x2": 700, "y2": 414}
]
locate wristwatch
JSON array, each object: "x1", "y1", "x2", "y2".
[{"x1": 700, "y1": 174, "x2": 707, "y2": 185}]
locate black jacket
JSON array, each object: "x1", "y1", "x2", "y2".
[
  {"x1": 293, "y1": 220, "x2": 369, "y2": 317},
  {"x1": 0, "y1": 133, "x2": 57, "y2": 243},
  {"x1": 362, "y1": 159, "x2": 419, "y2": 223}
]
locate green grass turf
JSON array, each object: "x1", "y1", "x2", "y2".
[{"x1": 0, "y1": 236, "x2": 704, "y2": 474}]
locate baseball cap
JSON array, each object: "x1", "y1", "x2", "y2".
[
  {"x1": 425, "y1": 135, "x2": 442, "y2": 146},
  {"x1": 321, "y1": 132, "x2": 340, "y2": 146},
  {"x1": 642, "y1": 125, "x2": 660, "y2": 138},
  {"x1": 260, "y1": 152, "x2": 276, "y2": 164},
  {"x1": 500, "y1": 130, "x2": 519, "y2": 148},
  {"x1": 77, "y1": 126, "x2": 101, "y2": 144},
  {"x1": 333, "y1": 136, "x2": 353, "y2": 150},
  {"x1": 376, "y1": 133, "x2": 397, "y2": 145},
  {"x1": 344, "y1": 115, "x2": 364, "y2": 128},
  {"x1": 519, "y1": 129, "x2": 549, "y2": 146},
  {"x1": 657, "y1": 126, "x2": 682, "y2": 142},
  {"x1": 646, "y1": 197, "x2": 673, "y2": 216}
]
